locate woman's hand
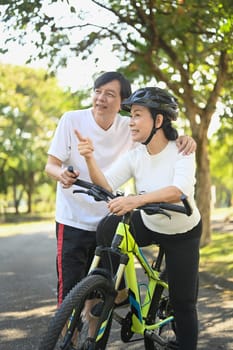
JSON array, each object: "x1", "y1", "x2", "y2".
[
  {"x1": 75, "y1": 129, "x2": 112, "y2": 191},
  {"x1": 75, "y1": 129, "x2": 94, "y2": 159},
  {"x1": 108, "y1": 195, "x2": 141, "y2": 216},
  {"x1": 176, "y1": 135, "x2": 196, "y2": 155}
]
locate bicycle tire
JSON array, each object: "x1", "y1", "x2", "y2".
[{"x1": 38, "y1": 274, "x2": 115, "y2": 350}]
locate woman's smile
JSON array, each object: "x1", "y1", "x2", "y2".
[{"x1": 130, "y1": 128, "x2": 139, "y2": 135}]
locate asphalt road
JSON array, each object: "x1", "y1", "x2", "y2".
[{"x1": 0, "y1": 222, "x2": 232, "y2": 350}]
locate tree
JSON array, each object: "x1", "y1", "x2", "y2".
[
  {"x1": 209, "y1": 113, "x2": 233, "y2": 207},
  {"x1": 0, "y1": 63, "x2": 80, "y2": 213},
  {"x1": 1, "y1": 1, "x2": 233, "y2": 243}
]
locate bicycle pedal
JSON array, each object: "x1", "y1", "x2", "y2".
[{"x1": 144, "y1": 330, "x2": 166, "y2": 346}]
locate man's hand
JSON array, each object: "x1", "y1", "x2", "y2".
[
  {"x1": 60, "y1": 166, "x2": 79, "y2": 189},
  {"x1": 176, "y1": 135, "x2": 196, "y2": 155}
]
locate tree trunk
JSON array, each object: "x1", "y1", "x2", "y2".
[
  {"x1": 195, "y1": 135, "x2": 211, "y2": 246},
  {"x1": 13, "y1": 183, "x2": 19, "y2": 215},
  {"x1": 27, "y1": 189, "x2": 32, "y2": 214},
  {"x1": 26, "y1": 173, "x2": 34, "y2": 214}
]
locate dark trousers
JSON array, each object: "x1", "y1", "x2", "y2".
[
  {"x1": 96, "y1": 212, "x2": 202, "y2": 350},
  {"x1": 56, "y1": 222, "x2": 96, "y2": 305}
]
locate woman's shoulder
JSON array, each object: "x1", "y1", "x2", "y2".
[
  {"x1": 168, "y1": 141, "x2": 195, "y2": 160},
  {"x1": 127, "y1": 144, "x2": 146, "y2": 160}
]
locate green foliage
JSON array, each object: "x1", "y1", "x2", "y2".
[
  {"x1": 0, "y1": 63, "x2": 80, "y2": 212},
  {"x1": 209, "y1": 113, "x2": 233, "y2": 206},
  {"x1": 1, "y1": 1, "x2": 232, "y2": 120},
  {"x1": 1, "y1": 1, "x2": 232, "y2": 130}
]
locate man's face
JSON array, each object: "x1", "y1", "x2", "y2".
[{"x1": 92, "y1": 80, "x2": 122, "y2": 118}]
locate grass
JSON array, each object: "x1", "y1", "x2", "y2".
[
  {"x1": 211, "y1": 206, "x2": 233, "y2": 221},
  {"x1": 200, "y1": 231, "x2": 233, "y2": 281},
  {"x1": 200, "y1": 206, "x2": 233, "y2": 281},
  {"x1": 0, "y1": 212, "x2": 54, "y2": 237},
  {"x1": 1, "y1": 212, "x2": 54, "y2": 223}
]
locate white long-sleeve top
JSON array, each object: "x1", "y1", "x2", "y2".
[{"x1": 105, "y1": 142, "x2": 201, "y2": 234}]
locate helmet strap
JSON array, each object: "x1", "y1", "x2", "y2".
[{"x1": 142, "y1": 121, "x2": 163, "y2": 145}]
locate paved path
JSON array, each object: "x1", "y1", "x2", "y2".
[{"x1": 0, "y1": 222, "x2": 232, "y2": 349}]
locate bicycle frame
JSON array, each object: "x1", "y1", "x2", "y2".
[
  {"x1": 87, "y1": 215, "x2": 172, "y2": 340},
  {"x1": 68, "y1": 176, "x2": 192, "y2": 346},
  {"x1": 38, "y1": 176, "x2": 192, "y2": 350}
]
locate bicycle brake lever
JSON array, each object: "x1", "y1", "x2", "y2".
[
  {"x1": 73, "y1": 187, "x2": 111, "y2": 202},
  {"x1": 144, "y1": 208, "x2": 171, "y2": 219},
  {"x1": 88, "y1": 187, "x2": 112, "y2": 202},
  {"x1": 73, "y1": 189, "x2": 88, "y2": 195},
  {"x1": 159, "y1": 210, "x2": 171, "y2": 219}
]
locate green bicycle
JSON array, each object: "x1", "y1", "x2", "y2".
[{"x1": 38, "y1": 178, "x2": 192, "y2": 350}]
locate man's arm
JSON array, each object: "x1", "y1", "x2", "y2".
[
  {"x1": 176, "y1": 135, "x2": 196, "y2": 155},
  {"x1": 45, "y1": 155, "x2": 79, "y2": 188}
]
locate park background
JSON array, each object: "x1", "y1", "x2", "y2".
[{"x1": 0, "y1": 0, "x2": 232, "y2": 282}]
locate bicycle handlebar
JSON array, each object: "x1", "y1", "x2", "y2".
[
  {"x1": 71, "y1": 176, "x2": 192, "y2": 218},
  {"x1": 73, "y1": 178, "x2": 116, "y2": 202},
  {"x1": 68, "y1": 166, "x2": 192, "y2": 216}
]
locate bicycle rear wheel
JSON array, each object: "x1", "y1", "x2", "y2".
[{"x1": 38, "y1": 274, "x2": 116, "y2": 350}]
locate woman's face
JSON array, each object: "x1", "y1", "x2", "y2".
[{"x1": 129, "y1": 105, "x2": 154, "y2": 143}]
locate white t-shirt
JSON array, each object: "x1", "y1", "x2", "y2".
[
  {"x1": 48, "y1": 108, "x2": 133, "y2": 230},
  {"x1": 105, "y1": 142, "x2": 201, "y2": 234}
]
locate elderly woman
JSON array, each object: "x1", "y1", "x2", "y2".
[{"x1": 76, "y1": 86, "x2": 202, "y2": 350}]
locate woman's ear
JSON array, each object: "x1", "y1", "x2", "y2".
[{"x1": 155, "y1": 114, "x2": 164, "y2": 128}]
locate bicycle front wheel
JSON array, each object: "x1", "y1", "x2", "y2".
[{"x1": 38, "y1": 274, "x2": 116, "y2": 350}]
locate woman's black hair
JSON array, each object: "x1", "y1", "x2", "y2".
[
  {"x1": 94, "y1": 71, "x2": 132, "y2": 101},
  {"x1": 150, "y1": 108, "x2": 178, "y2": 140}
]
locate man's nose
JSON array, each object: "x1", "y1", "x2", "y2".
[{"x1": 97, "y1": 91, "x2": 107, "y2": 100}]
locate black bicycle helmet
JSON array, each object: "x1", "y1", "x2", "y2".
[{"x1": 121, "y1": 87, "x2": 178, "y2": 120}]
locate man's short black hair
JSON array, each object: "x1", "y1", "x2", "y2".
[{"x1": 94, "y1": 71, "x2": 132, "y2": 101}]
